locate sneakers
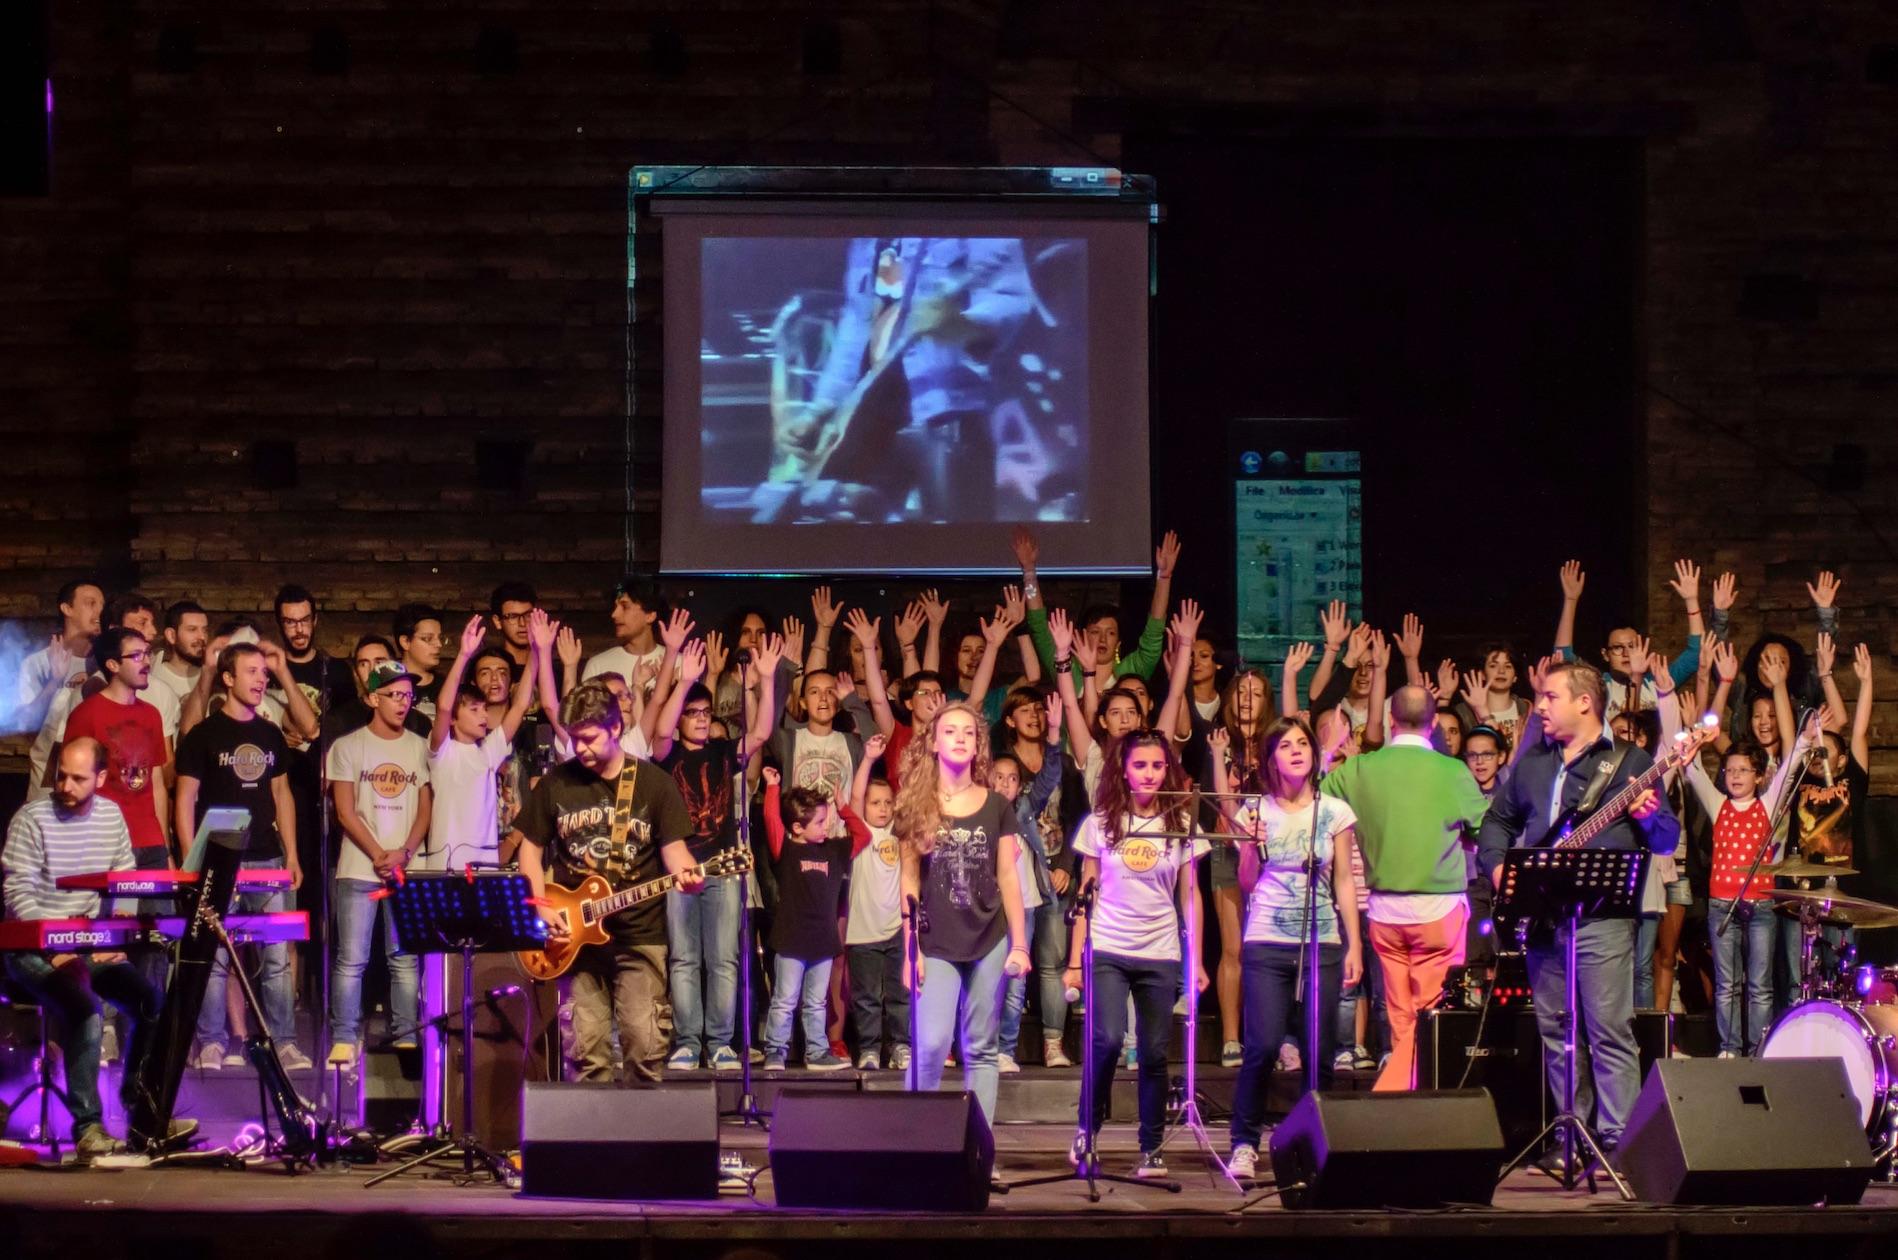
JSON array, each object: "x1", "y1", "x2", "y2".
[
  {"x1": 1121, "y1": 1045, "x2": 1137, "y2": 1070},
  {"x1": 668, "y1": 1047, "x2": 701, "y2": 1071},
  {"x1": 197, "y1": 1042, "x2": 225, "y2": 1071},
  {"x1": 805, "y1": 1051, "x2": 850, "y2": 1072},
  {"x1": 1352, "y1": 1045, "x2": 1377, "y2": 1071},
  {"x1": 829, "y1": 1038, "x2": 851, "y2": 1060},
  {"x1": 1332, "y1": 1047, "x2": 1357, "y2": 1071},
  {"x1": 763, "y1": 1052, "x2": 787, "y2": 1072},
  {"x1": 1134, "y1": 1150, "x2": 1169, "y2": 1179},
  {"x1": 278, "y1": 1044, "x2": 314, "y2": 1072},
  {"x1": 391, "y1": 1035, "x2": 419, "y2": 1052},
  {"x1": 1276, "y1": 1041, "x2": 1302, "y2": 1073},
  {"x1": 856, "y1": 1049, "x2": 882, "y2": 1070},
  {"x1": 1227, "y1": 1144, "x2": 1258, "y2": 1181},
  {"x1": 1717, "y1": 1050, "x2": 1738, "y2": 1059},
  {"x1": 1221, "y1": 1040, "x2": 1243, "y2": 1068},
  {"x1": 889, "y1": 1045, "x2": 912, "y2": 1072},
  {"x1": 74, "y1": 1124, "x2": 119, "y2": 1161},
  {"x1": 1043, "y1": 1038, "x2": 1073, "y2": 1068},
  {"x1": 222, "y1": 1048, "x2": 246, "y2": 1067},
  {"x1": 708, "y1": 1046, "x2": 741, "y2": 1071},
  {"x1": 997, "y1": 1052, "x2": 1021, "y2": 1075},
  {"x1": 326, "y1": 1041, "x2": 358, "y2": 1069},
  {"x1": 101, "y1": 1023, "x2": 119, "y2": 1066}
]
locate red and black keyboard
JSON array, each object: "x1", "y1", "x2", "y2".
[
  {"x1": 54, "y1": 868, "x2": 293, "y2": 897},
  {"x1": 0, "y1": 911, "x2": 310, "y2": 952}
]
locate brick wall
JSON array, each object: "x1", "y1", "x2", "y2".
[{"x1": 3, "y1": 1, "x2": 1897, "y2": 768}]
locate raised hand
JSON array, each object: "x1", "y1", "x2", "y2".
[
  {"x1": 1711, "y1": 638, "x2": 1739, "y2": 683},
  {"x1": 632, "y1": 656, "x2": 659, "y2": 692},
  {"x1": 981, "y1": 603, "x2": 1021, "y2": 646},
  {"x1": 1343, "y1": 623, "x2": 1373, "y2": 668},
  {"x1": 811, "y1": 586, "x2": 843, "y2": 629},
  {"x1": 1155, "y1": 530, "x2": 1182, "y2": 579},
  {"x1": 1647, "y1": 652, "x2": 1672, "y2": 684},
  {"x1": 1070, "y1": 624, "x2": 1099, "y2": 675},
  {"x1": 703, "y1": 629, "x2": 729, "y2": 681},
  {"x1": 1668, "y1": 559, "x2": 1701, "y2": 605},
  {"x1": 1853, "y1": 642, "x2": 1874, "y2": 685},
  {"x1": 842, "y1": 607, "x2": 882, "y2": 647},
  {"x1": 678, "y1": 639, "x2": 708, "y2": 684},
  {"x1": 1206, "y1": 726, "x2": 1230, "y2": 760},
  {"x1": 1395, "y1": 613, "x2": 1424, "y2": 662},
  {"x1": 919, "y1": 588, "x2": 949, "y2": 629},
  {"x1": 985, "y1": 587, "x2": 1019, "y2": 633},
  {"x1": 1368, "y1": 629, "x2": 1391, "y2": 672},
  {"x1": 1560, "y1": 560, "x2": 1586, "y2": 602},
  {"x1": 659, "y1": 608, "x2": 695, "y2": 652},
  {"x1": 456, "y1": 614, "x2": 487, "y2": 660},
  {"x1": 258, "y1": 640, "x2": 289, "y2": 675},
  {"x1": 834, "y1": 669, "x2": 855, "y2": 696},
  {"x1": 751, "y1": 632, "x2": 785, "y2": 678},
  {"x1": 1712, "y1": 571, "x2": 1738, "y2": 612},
  {"x1": 1044, "y1": 692, "x2": 1063, "y2": 741},
  {"x1": 1528, "y1": 654, "x2": 1559, "y2": 692},
  {"x1": 761, "y1": 765, "x2": 780, "y2": 788},
  {"x1": 893, "y1": 601, "x2": 926, "y2": 648},
  {"x1": 780, "y1": 615, "x2": 806, "y2": 666},
  {"x1": 1626, "y1": 634, "x2": 1652, "y2": 677},
  {"x1": 556, "y1": 625, "x2": 583, "y2": 672},
  {"x1": 1816, "y1": 631, "x2": 1836, "y2": 678},
  {"x1": 1168, "y1": 598, "x2": 1204, "y2": 648},
  {"x1": 528, "y1": 608, "x2": 557, "y2": 653},
  {"x1": 1805, "y1": 706, "x2": 1830, "y2": 742},
  {"x1": 1011, "y1": 524, "x2": 1039, "y2": 572},
  {"x1": 1807, "y1": 570, "x2": 1841, "y2": 609},
  {"x1": 1047, "y1": 608, "x2": 1075, "y2": 659},
  {"x1": 1759, "y1": 652, "x2": 1787, "y2": 691},
  {"x1": 1434, "y1": 657, "x2": 1457, "y2": 700},
  {"x1": 1284, "y1": 641, "x2": 1316, "y2": 677},
  {"x1": 1319, "y1": 599, "x2": 1350, "y2": 650},
  {"x1": 1460, "y1": 669, "x2": 1487, "y2": 711},
  {"x1": 862, "y1": 732, "x2": 888, "y2": 762}
]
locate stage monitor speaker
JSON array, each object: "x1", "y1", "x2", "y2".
[
  {"x1": 1617, "y1": 1058, "x2": 1873, "y2": 1205},
  {"x1": 769, "y1": 1089, "x2": 993, "y2": 1211},
  {"x1": 520, "y1": 1082, "x2": 719, "y2": 1200},
  {"x1": 1268, "y1": 1089, "x2": 1505, "y2": 1209}
]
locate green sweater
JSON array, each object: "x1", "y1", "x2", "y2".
[
  {"x1": 1320, "y1": 741, "x2": 1490, "y2": 895},
  {"x1": 1025, "y1": 606, "x2": 1166, "y2": 687}
]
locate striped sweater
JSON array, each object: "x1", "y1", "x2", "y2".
[{"x1": 2, "y1": 796, "x2": 133, "y2": 921}]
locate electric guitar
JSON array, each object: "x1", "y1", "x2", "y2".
[
  {"x1": 1545, "y1": 722, "x2": 1717, "y2": 851},
  {"x1": 514, "y1": 846, "x2": 753, "y2": 982}
]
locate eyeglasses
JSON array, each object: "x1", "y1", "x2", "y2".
[
  {"x1": 1464, "y1": 751, "x2": 1499, "y2": 763},
  {"x1": 682, "y1": 706, "x2": 714, "y2": 719},
  {"x1": 496, "y1": 611, "x2": 533, "y2": 624},
  {"x1": 1605, "y1": 642, "x2": 1639, "y2": 654},
  {"x1": 118, "y1": 650, "x2": 151, "y2": 663},
  {"x1": 279, "y1": 615, "x2": 315, "y2": 630},
  {"x1": 912, "y1": 688, "x2": 945, "y2": 701}
]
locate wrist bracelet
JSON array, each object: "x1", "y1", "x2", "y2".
[
  {"x1": 1054, "y1": 655, "x2": 1071, "y2": 670},
  {"x1": 1022, "y1": 582, "x2": 1039, "y2": 600},
  {"x1": 1818, "y1": 671, "x2": 1833, "y2": 679}
]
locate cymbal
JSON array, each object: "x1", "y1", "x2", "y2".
[
  {"x1": 1768, "y1": 857, "x2": 1859, "y2": 879},
  {"x1": 1767, "y1": 888, "x2": 1898, "y2": 930}
]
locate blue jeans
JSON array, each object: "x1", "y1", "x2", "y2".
[
  {"x1": 667, "y1": 877, "x2": 741, "y2": 1057},
  {"x1": 1525, "y1": 918, "x2": 1641, "y2": 1145},
  {"x1": 1709, "y1": 898, "x2": 1776, "y2": 1054},
  {"x1": 329, "y1": 877, "x2": 418, "y2": 1047},
  {"x1": 1775, "y1": 910, "x2": 1852, "y2": 1015},
  {"x1": 197, "y1": 859, "x2": 297, "y2": 1050},
  {"x1": 1083, "y1": 951, "x2": 1180, "y2": 1151},
  {"x1": 4, "y1": 953, "x2": 160, "y2": 1137},
  {"x1": 914, "y1": 936, "x2": 1009, "y2": 1124},
  {"x1": 1000, "y1": 907, "x2": 1038, "y2": 1055},
  {"x1": 1032, "y1": 896, "x2": 1070, "y2": 1049},
  {"x1": 766, "y1": 954, "x2": 831, "y2": 1059},
  {"x1": 1633, "y1": 914, "x2": 1659, "y2": 1010},
  {"x1": 1232, "y1": 943, "x2": 1341, "y2": 1151},
  {"x1": 1332, "y1": 910, "x2": 1385, "y2": 1055}
]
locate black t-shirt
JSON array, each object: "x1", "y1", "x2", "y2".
[
  {"x1": 283, "y1": 652, "x2": 356, "y2": 722},
  {"x1": 917, "y1": 789, "x2": 1019, "y2": 963},
  {"x1": 174, "y1": 710, "x2": 291, "y2": 857},
  {"x1": 771, "y1": 834, "x2": 852, "y2": 962},
  {"x1": 515, "y1": 758, "x2": 691, "y2": 946},
  {"x1": 1792, "y1": 753, "x2": 1871, "y2": 893},
  {"x1": 658, "y1": 739, "x2": 741, "y2": 864}
]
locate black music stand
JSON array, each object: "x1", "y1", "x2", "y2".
[
  {"x1": 1493, "y1": 847, "x2": 1646, "y2": 1199},
  {"x1": 366, "y1": 871, "x2": 546, "y2": 1187}
]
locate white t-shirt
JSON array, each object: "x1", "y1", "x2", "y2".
[
  {"x1": 27, "y1": 673, "x2": 90, "y2": 802},
  {"x1": 1072, "y1": 812, "x2": 1209, "y2": 962},
  {"x1": 1242, "y1": 795, "x2": 1358, "y2": 946},
  {"x1": 844, "y1": 821, "x2": 903, "y2": 945},
  {"x1": 16, "y1": 642, "x2": 67, "y2": 734},
  {"x1": 144, "y1": 680, "x2": 182, "y2": 742},
  {"x1": 582, "y1": 643, "x2": 667, "y2": 694},
  {"x1": 327, "y1": 726, "x2": 431, "y2": 882},
  {"x1": 147, "y1": 661, "x2": 198, "y2": 734},
  {"x1": 424, "y1": 729, "x2": 512, "y2": 871},
  {"x1": 1193, "y1": 696, "x2": 1220, "y2": 723}
]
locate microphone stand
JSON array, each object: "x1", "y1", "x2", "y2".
[
  {"x1": 1004, "y1": 881, "x2": 1180, "y2": 1199},
  {"x1": 1149, "y1": 789, "x2": 1228, "y2": 1186},
  {"x1": 725, "y1": 650, "x2": 767, "y2": 1128},
  {"x1": 904, "y1": 895, "x2": 925, "y2": 1092}
]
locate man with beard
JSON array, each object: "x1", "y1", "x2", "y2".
[
  {"x1": 393, "y1": 603, "x2": 447, "y2": 721},
  {"x1": 24, "y1": 579, "x2": 105, "y2": 801},
  {"x1": 2, "y1": 739, "x2": 197, "y2": 1159},
  {"x1": 150, "y1": 600, "x2": 209, "y2": 740}
]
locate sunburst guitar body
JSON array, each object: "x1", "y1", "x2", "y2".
[{"x1": 516, "y1": 846, "x2": 751, "y2": 982}]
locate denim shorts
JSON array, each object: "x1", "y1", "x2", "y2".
[{"x1": 1665, "y1": 877, "x2": 1693, "y2": 908}]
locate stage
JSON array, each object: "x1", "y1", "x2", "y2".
[{"x1": 3, "y1": 1119, "x2": 1897, "y2": 1260}]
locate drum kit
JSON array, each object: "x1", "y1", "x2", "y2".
[{"x1": 1754, "y1": 857, "x2": 1898, "y2": 1168}]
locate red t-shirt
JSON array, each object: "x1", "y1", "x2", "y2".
[
  {"x1": 883, "y1": 722, "x2": 916, "y2": 792},
  {"x1": 1709, "y1": 797, "x2": 1774, "y2": 902},
  {"x1": 63, "y1": 690, "x2": 170, "y2": 850}
]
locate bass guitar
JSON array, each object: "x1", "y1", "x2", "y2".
[
  {"x1": 1546, "y1": 721, "x2": 1717, "y2": 850},
  {"x1": 515, "y1": 846, "x2": 753, "y2": 982}
]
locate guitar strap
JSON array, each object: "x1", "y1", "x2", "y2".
[
  {"x1": 609, "y1": 760, "x2": 639, "y2": 856},
  {"x1": 1572, "y1": 741, "x2": 1630, "y2": 819}
]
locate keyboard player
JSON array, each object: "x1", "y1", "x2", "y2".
[{"x1": 1, "y1": 738, "x2": 195, "y2": 1158}]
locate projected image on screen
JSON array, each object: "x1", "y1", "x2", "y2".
[{"x1": 700, "y1": 236, "x2": 1088, "y2": 527}]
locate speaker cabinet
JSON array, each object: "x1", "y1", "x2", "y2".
[
  {"x1": 769, "y1": 1089, "x2": 994, "y2": 1211},
  {"x1": 1268, "y1": 1089, "x2": 1505, "y2": 1208},
  {"x1": 520, "y1": 1082, "x2": 720, "y2": 1200},
  {"x1": 1617, "y1": 1058, "x2": 1873, "y2": 1205}
]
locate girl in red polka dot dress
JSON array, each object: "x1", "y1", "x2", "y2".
[{"x1": 1684, "y1": 712, "x2": 1822, "y2": 1056}]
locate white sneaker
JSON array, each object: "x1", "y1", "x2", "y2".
[
  {"x1": 1276, "y1": 1041, "x2": 1302, "y2": 1073},
  {"x1": 196, "y1": 1043, "x2": 225, "y2": 1071},
  {"x1": 1043, "y1": 1038, "x2": 1073, "y2": 1068},
  {"x1": 278, "y1": 1044, "x2": 314, "y2": 1072},
  {"x1": 856, "y1": 1049, "x2": 881, "y2": 1070},
  {"x1": 1717, "y1": 1050, "x2": 1737, "y2": 1059},
  {"x1": 1227, "y1": 1144, "x2": 1258, "y2": 1181},
  {"x1": 997, "y1": 1053, "x2": 1021, "y2": 1075},
  {"x1": 223, "y1": 1048, "x2": 247, "y2": 1067},
  {"x1": 101, "y1": 1023, "x2": 119, "y2": 1065},
  {"x1": 1221, "y1": 1040, "x2": 1243, "y2": 1068},
  {"x1": 889, "y1": 1045, "x2": 912, "y2": 1071},
  {"x1": 1332, "y1": 1047, "x2": 1356, "y2": 1071}
]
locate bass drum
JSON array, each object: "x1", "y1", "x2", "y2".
[{"x1": 1760, "y1": 999, "x2": 1898, "y2": 1134}]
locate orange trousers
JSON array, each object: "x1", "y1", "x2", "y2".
[{"x1": 1368, "y1": 904, "x2": 1468, "y2": 1092}]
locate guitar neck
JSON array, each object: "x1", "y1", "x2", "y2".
[
  {"x1": 1557, "y1": 753, "x2": 1674, "y2": 850},
  {"x1": 590, "y1": 860, "x2": 710, "y2": 920}
]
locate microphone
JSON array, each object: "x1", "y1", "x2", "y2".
[
  {"x1": 736, "y1": 648, "x2": 754, "y2": 665},
  {"x1": 1065, "y1": 980, "x2": 1081, "y2": 1005}
]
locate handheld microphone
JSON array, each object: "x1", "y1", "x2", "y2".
[
  {"x1": 736, "y1": 648, "x2": 754, "y2": 666},
  {"x1": 1064, "y1": 981, "x2": 1081, "y2": 1005}
]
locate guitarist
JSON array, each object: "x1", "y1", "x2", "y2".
[
  {"x1": 516, "y1": 679, "x2": 698, "y2": 1084},
  {"x1": 1477, "y1": 661, "x2": 1680, "y2": 1156}
]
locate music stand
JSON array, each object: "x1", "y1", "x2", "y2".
[
  {"x1": 1493, "y1": 847, "x2": 1646, "y2": 1199},
  {"x1": 366, "y1": 871, "x2": 546, "y2": 1187}
]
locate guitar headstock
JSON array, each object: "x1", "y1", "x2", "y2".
[
  {"x1": 1666, "y1": 713, "x2": 1721, "y2": 767},
  {"x1": 708, "y1": 845, "x2": 754, "y2": 877}
]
